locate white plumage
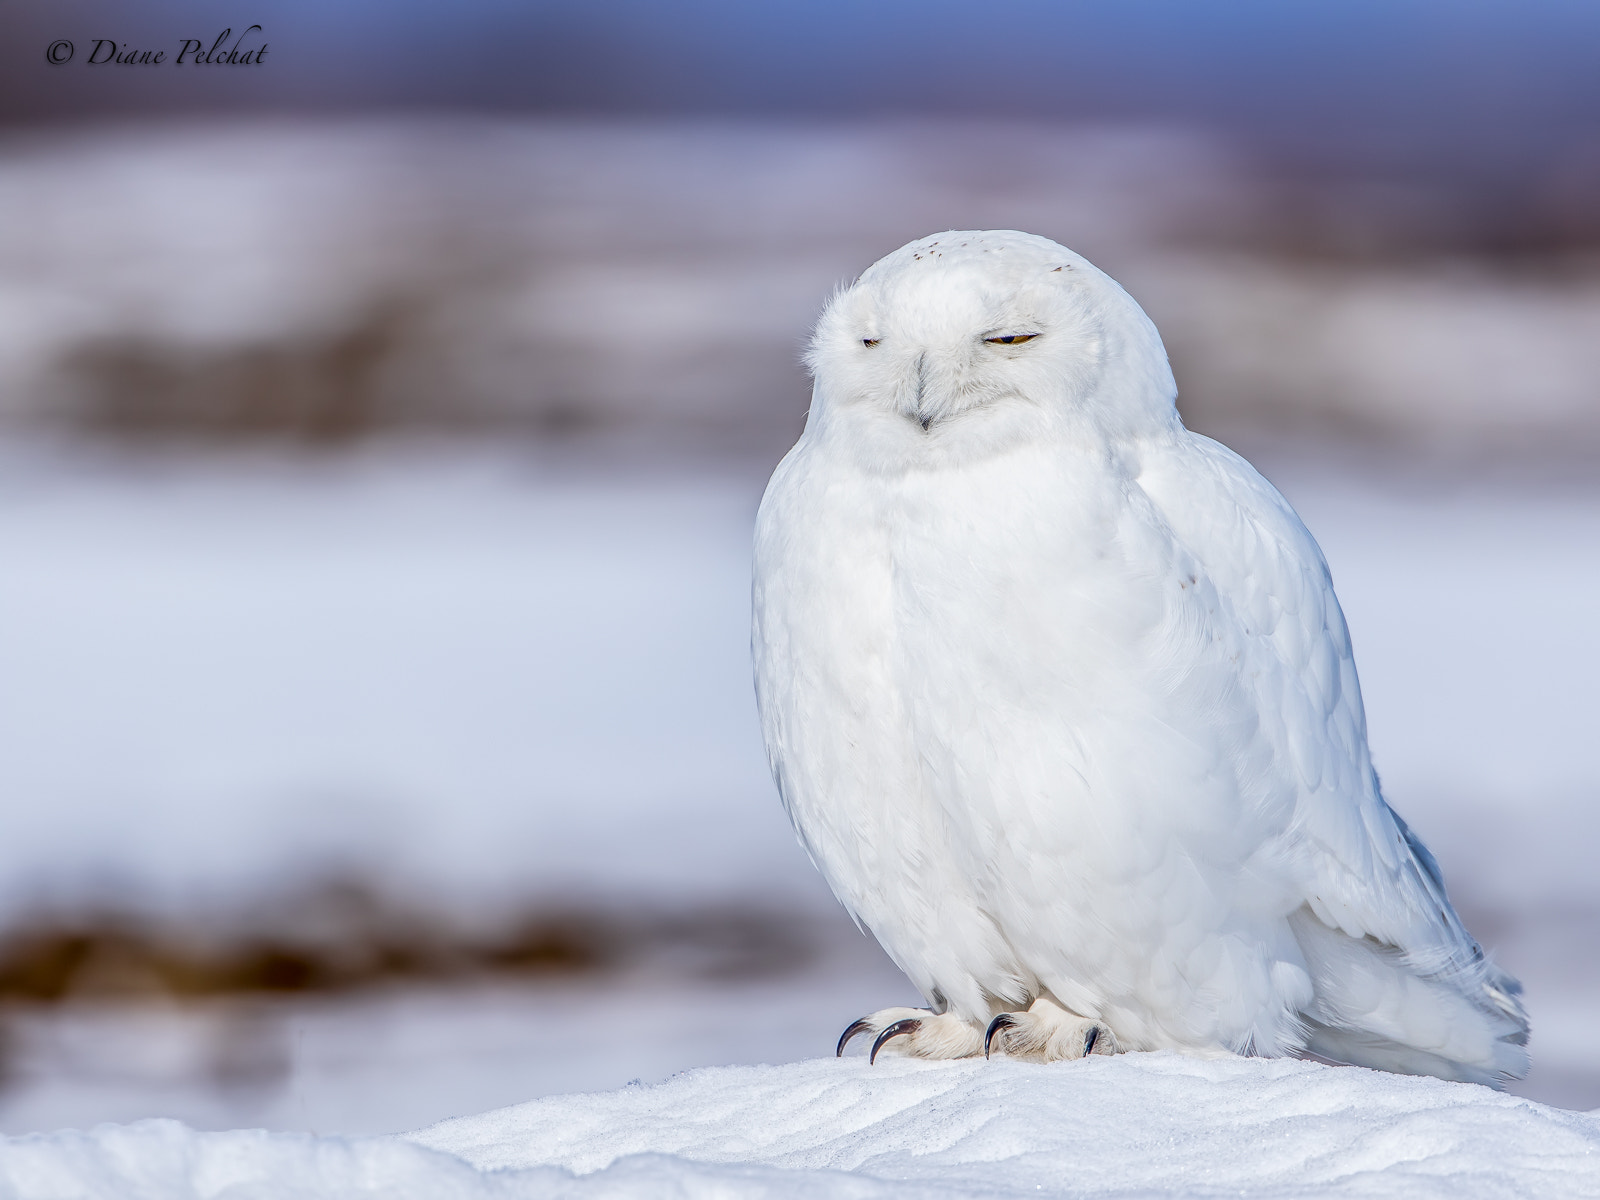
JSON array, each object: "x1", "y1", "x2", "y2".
[{"x1": 751, "y1": 230, "x2": 1529, "y2": 1085}]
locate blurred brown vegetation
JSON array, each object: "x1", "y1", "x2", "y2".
[{"x1": 0, "y1": 882, "x2": 814, "y2": 1004}]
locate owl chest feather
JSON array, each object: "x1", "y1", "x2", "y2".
[
  {"x1": 759, "y1": 441, "x2": 1176, "y2": 785},
  {"x1": 754, "y1": 438, "x2": 1231, "y2": 978}
]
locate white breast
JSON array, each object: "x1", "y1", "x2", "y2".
[{"x1": 753, "y1": 428, "x2": 1306, "y2": 1049}]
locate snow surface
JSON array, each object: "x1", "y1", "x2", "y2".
[
  {"x1": 1, "y1": 1055, "x2": 1596, "y2": 1199},
  {"x1": 0, "y1": 950, "x2": 918, "y2": 1137}
]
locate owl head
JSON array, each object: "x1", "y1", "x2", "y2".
[{"x1": 804, "y1": 231, "x2": 1179, "y2": 466}]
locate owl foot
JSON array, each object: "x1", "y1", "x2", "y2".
[
  {"x1": 836, "y1": 1007, "x2": 985, "y2": 1062},
  {"x1": 984, "y1": 996, "x2": 1118, "y2": 1062}
]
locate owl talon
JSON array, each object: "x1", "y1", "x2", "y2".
[
  {"x1": 834, "y1": 1006, "x2": 984, "y2": 1060},
  {"x1": 870, "y1": 1018, "x2": 922, "y2": 1063},
  {"x1": 983, "y1": 996, "x2": 1117, "y2": 1062},
  {"x1": 836, "y1": 1018, "x2": 873, "y2": 1058},
  {"x1": 984, "y1": 1013, "x2": 1017, "y2": 1058}
]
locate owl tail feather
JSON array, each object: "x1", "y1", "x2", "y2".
[{"x1": 1288, "y1": 908, "x2": 1530, "y2": 1089}]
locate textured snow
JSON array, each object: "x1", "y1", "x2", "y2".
[{"x1": 1, "y1": 1055, "x2": 1596, "y2": 1199}]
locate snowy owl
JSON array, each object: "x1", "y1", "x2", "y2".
[{"x1": 751, "y1": 231, "x2": 1529, "y2": 1087}]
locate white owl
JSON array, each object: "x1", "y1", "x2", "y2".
[{"x1": 751, "y1": 231, "x2": 1529, "y2": 1086}]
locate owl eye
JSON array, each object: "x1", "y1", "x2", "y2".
[
  {"x1": 862, "y1": 338, "x2": 881, "y2": 347},
  {"x1": 985, "y1": 334, "x2": 1039, "y2": 345}
]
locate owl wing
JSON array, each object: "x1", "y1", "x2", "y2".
[
  {"x1": 1139, "y1": 435, "x2": 1536, "y2": 1088},
  {"x1": 1133, "y1": 433, "x2": 1487, "y2": 978},
  {"x1": 1134, "y1": 433, "x2": 1527, "y2": 1081}
]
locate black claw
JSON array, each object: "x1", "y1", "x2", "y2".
[
  {"x1": 1083, "y1": 1025, "x2": 1100, "y2": 1057},
  {"x1": 984, "y1": 1013, "x2": 1017, "y2": 1059},
  {"x1": 836, "y1": 1018, "x2": 872, "y2": 1058},
  {"x1": 869, "y1": 1018, "x2": 921, "y2": 1064}
]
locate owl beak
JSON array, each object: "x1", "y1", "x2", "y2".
[{"x1": 911, "y1": 352, "x2": 932, "y2": 431}]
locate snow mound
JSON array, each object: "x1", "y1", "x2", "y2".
[{"x1": 2, "y1": 1055, "x2": 1595, "y2": 1199}]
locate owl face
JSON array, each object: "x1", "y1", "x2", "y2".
[{"x1": 804, "y1": 231, "x2": 1176, "y2": 465}]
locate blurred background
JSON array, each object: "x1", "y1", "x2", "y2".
[{"x1": 0, "y1": 0, "x2": 1596, "y2": 1133}]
